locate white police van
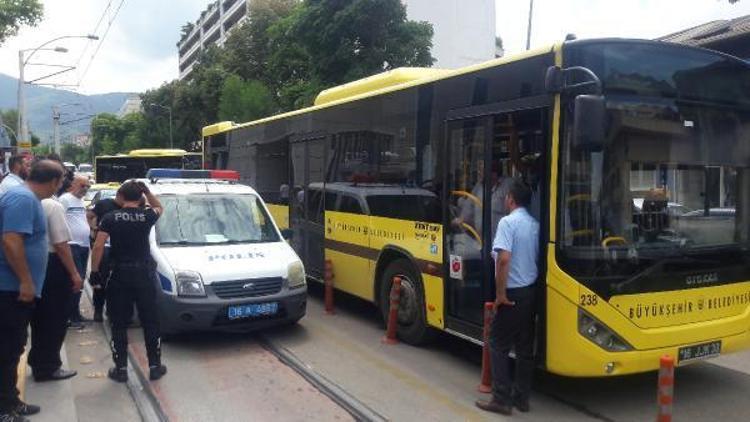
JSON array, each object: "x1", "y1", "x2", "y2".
[{"x1": 143, "y1": 169, "x2": 306, "y2": 334}]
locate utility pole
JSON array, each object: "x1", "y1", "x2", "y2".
[
  {"x1": 52, "y1": 106, "x2": 61, "y2": 155},
  {"x1": 17, "y1": 50, "x2": 28, "y2": 152},
  {"x1": 526, "y1": 0, "x2": 534, "y2": 50}
]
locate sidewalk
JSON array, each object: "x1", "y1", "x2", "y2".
[{"x1": 18, "y1": 294, "x2": 140, "y2": 422}]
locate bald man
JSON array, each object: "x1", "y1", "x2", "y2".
[{"x1": 59, "y1": 174, "x2": 92, "y2": 327}]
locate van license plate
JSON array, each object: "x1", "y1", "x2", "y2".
[
  {"x1": 678, "y1": 341, "x2": 721, "y2": 364},
  {"x1": 227, "y1": 302, "x2": 278, "y2": 320}
]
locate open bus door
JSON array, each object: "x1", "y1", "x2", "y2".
[
  {"x1": 443, "y1": 98, "x2": 549, "y2": 340},
  {"x1": 290, "y1": 133, "x2": 328, "y2": 280}
]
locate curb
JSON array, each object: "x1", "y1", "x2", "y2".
[
  {"x1": 259, "y1": 334, "x2": 387, "y2": 422},
  {"x1": 84, "y1": 285, "x2": 168, "y2": 422}
]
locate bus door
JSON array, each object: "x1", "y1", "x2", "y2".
[
  {"x1": 290, "y1": 134, "x2": 327, "y2": 280},
  {"x1": 444, "y1": 101, "x2": 549, "y2": 335}
]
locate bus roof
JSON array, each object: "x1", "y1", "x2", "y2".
[
  {"x1": 128, "y1": 149, "x2": 188, "y2": 157},
  {"x1": 202, "y1": 121, "x2": 236, "y2": 138},
  {"x1": 205, "y1": 43, "x2": 561, "y2": 135},
  {"x1": 95, "y1": 149, "x2": 192, "y2": 159}
]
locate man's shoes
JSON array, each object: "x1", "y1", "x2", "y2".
[
  {"x1": 149, "y1": 364, "x2": 167, "y2": 381},
  {"x1": 14, "y1": 402, "x2": 40, "y2": 416},
  {"x1": 475, "y1": 399, "x2": 513, "y2": 415},
  {"x1": 93, "y1": 310, "x2": 103, "y2": 322},
  {"x1": 513, "y1": 398, "x2": 530, "y2": 413},
  {"x1": 0, "y1": 412, "x2": 29, "y2": 422},
  {"x1": 108, "y1": 367, "x2": 128, "y2": 383},
  {"x1": 33, "y1": 368, "x2": 77, "y2": 382}
]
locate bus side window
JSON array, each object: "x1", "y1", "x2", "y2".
[{"x1": 307, "y1": 189, "x2": 324, "y2": 224}]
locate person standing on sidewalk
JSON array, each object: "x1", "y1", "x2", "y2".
[
  {"x1": 476, "y1": 180, "x2": 540, "y2": 416},
  {"x1": 0, "y1": 156, "x2": 30, "y2": 197},
  {"x1": 90, "y1": 180, "x2": 166, "y2": 383},
  {"x1": 28, "y1": 196, "x2": 83, "y2": 382},
  {"x1": 59, "y1": 174, "x2": 92, "y2": 328},
  {"x1": 86, "y1": 193, "x2": 122, "y2": 322},
  {"x1": 0, "y1": 160, "x2": 64, "y2": 422}
]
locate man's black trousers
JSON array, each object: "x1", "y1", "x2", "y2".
[
  {"x1": 0, "y1": 293, "x2": 33, "y2": 412},
  {"x1": 489, "y1": 285, "x2": 537, "y2": 405},
  {"x1": 28, "y1": 254, "x2": 74, "y2": 377},
  {"x1": 92, "y1": 247, "x2": 111, "y2": 313},
  {"x1": 107, "y1": 264, "x2": 161, "y2": 368}
]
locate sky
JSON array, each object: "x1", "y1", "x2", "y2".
[{"x1": 0, "y1": 0, "x2": 749, "y2": 96}]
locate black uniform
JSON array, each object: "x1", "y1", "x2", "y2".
[
  {"x1": 91, "y1": 198, "x2": 120, "y2": 315},
  {"x1": 99, "y1": 207, "x2": 160, "y2": 370}
]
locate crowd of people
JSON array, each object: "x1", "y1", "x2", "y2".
[{"x1": 0, "y1": 155, "x2": 167, "y2": 422}]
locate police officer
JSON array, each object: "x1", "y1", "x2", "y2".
[{"x1": 90, "y1": 180, "x2": 165, "y2": 382}]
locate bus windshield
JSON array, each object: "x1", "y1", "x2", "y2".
[
  {"x1": 156, "y1": 194, "x2": 280, "y2": 246},
  {"x1": 559, "y1": 42, "x2": 750, "y2": 298}
]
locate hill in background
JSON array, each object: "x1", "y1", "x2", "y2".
[{"x1": 0, "y1": 73, "x2": 131, "y2": 143}]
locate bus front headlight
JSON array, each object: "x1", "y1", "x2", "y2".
[
  {"x1": 176, "y1": 270, "x2": 206, "y2": 297},
  {"x1": 287, "y1": 261, "x2": 306, "y2": 289},
  {"x1": 578, "y1": 309, "x2": 632, "y2": 352}
]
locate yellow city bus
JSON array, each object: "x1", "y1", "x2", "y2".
[
  {"x1": 203, "y1": 38, "x2": 750, "y2": 377},
  {"x1": 95, "y1": 148, "x2": 203, "y2": 183}
]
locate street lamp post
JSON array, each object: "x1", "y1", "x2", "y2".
[
  {"x1": 526, "y1": 0, "x2": 534, "y2": 50},
  {"x1": 17, "y1": 34, "x2": 98, "y2": 153},
  {"x1": 150, "y1": 103, "x2": 173, "y2": 149}
]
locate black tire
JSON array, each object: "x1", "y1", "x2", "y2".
[{"x1": 379, "y1": 258, "x2": 436, "y2": 345}]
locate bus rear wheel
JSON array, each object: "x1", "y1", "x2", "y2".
[{"x1": 379, "y1": 259, "x2": 435, "y2": 345}]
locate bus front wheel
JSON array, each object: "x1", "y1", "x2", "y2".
[{"x1": 379, "y1": 259, "x2": 435, "y2": 345}]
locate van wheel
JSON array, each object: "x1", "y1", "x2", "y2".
[{"x1": 379, "y1": 259, "x2": 435, "y2": 345}]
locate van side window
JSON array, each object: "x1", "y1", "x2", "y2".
[
  {"x1": 324, "y1": 192, "x2": 338, "y2": 211},
  {"x1": 339, "y1": 195, "x2": 363, "y2": 215}
]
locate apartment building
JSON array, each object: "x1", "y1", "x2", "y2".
[{"x1": 177, "y1": 0, "x2": 248, "y2": 79}]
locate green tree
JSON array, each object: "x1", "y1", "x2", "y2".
[
  {"x1": 0, "y1": 0, "x2": 43, "y2": 45},
  {"x1": 268, "y1": 0, "x2": 434, "y2": 108},
  {"x1": 218, "y1": 75, "x2": 276, "y2": 123},
  {"x1": 60, "y1": 143, "x2": 88, "y2": 164},
  {"x1": 0, "y1": 108, "x2": 19, "y2": 145},
  {"x1": 90, "y1": 113, "x2": 123, "y2": 156},
  {"x1": 222, "y1": 0, "x2": 298, "y2": 85}
]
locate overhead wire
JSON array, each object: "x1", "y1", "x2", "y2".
[
  {"x1": 72, "y1": 0, "x2": 115, "y2": 73},
  {"x1": 77, "y1": 0, "x2": 127, "y2": 89}
]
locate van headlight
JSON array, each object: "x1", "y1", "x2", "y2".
[
  {"x1": 287, "y1": 261, "x2": 306, "y2": 289},
  {"x1": 176, "y1": 270, "x2": 206, "y2": 297},
  {"x1": 578, "y1": 309, "x2": 633, "y2": 352}
]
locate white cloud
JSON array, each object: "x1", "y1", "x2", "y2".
[
  {"x1": 497, "y1": 0, "x2": 750, "y2": 55},
  {"x1": 0, "y1": 0, "x2": 208, "y2": 95}
]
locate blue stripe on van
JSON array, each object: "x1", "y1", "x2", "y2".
[{"x1": 158, "y1": 273, "x2": 173, "y2": 292}]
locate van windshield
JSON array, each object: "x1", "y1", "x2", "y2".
[{"x1": 156, "y1": 194, "x2": 280, "y2": 246}]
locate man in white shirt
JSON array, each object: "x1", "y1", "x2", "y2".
[
  {"x1": 59, "y1": 174, "x2": 91, "y2": 326},
  {"x1": 0, "y1": 156, "x2": 30, "y2": 197},
  {"x1": 29, "y1": 197, "x2": 83, "y2": 382}
]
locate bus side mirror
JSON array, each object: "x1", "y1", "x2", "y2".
[
  {"x1": 572, "y1": 95, "x2": 607, "y2": 150},
  {"x1": 281, "y1": 228, "x2": 293, "y2": 240}
]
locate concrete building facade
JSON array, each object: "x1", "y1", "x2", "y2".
[
  {"x1": 177, "y1": 0, "x2": 249, "y2": 79},
  {"x1": 117, "y1": 94, "x2": 143, "y2": 117},
  {"x1": 403, "y1": 0, "x2": 496, "y2": 69},
  {"x1": 177, "y1": 0, "x2": 497, "y2": 79}
]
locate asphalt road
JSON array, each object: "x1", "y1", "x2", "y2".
[{"x1": 127, "y1": 283, "x2": 750, "y2": 422}]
